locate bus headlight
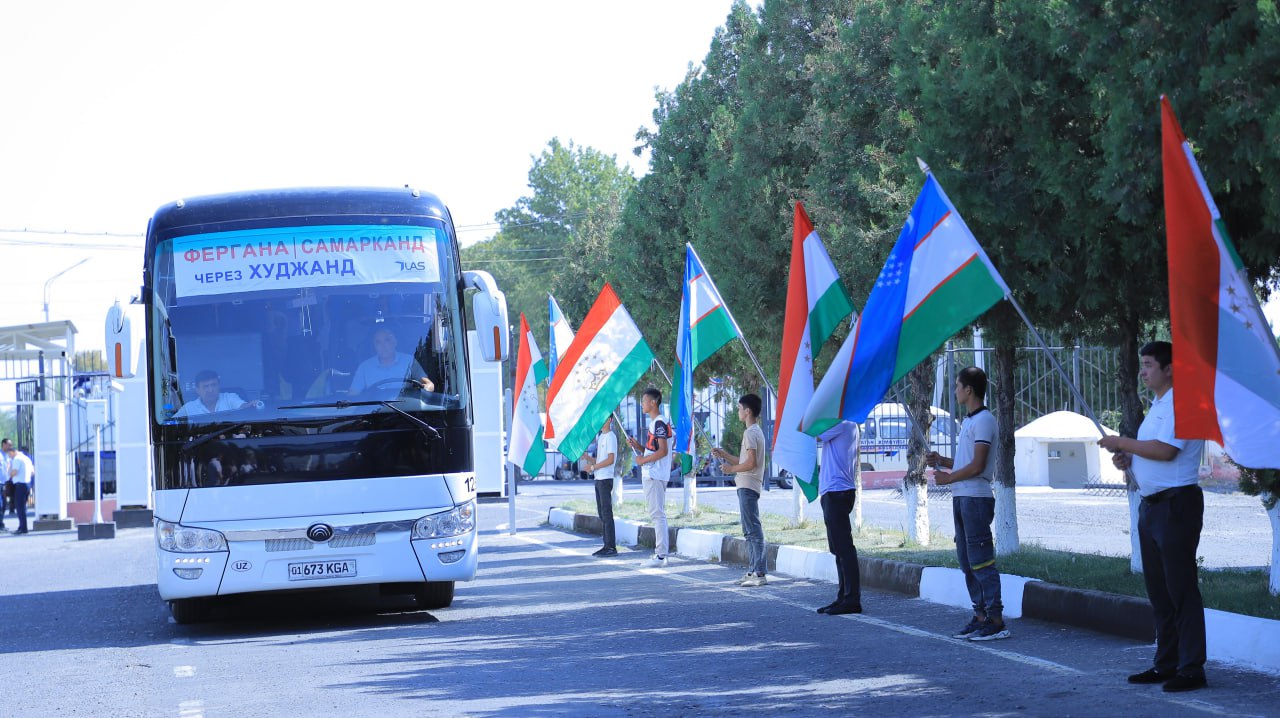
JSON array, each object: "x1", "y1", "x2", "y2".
[
  {"x1": 156, "y1": 520, "x2": 228, "y2": 553},
  {"x1": 413, "y1": 501, "x2": 476, "y2": 539}
]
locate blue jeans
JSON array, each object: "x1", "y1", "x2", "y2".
[
  {"x1": 953, "y1": 496, "x2": 1001, "y2": 619},
  {"x1": 737, "y1": 488, "x2": 766, "y2": 575}
]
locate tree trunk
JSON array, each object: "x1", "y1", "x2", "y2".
[
  {"x1": 1117, "y1": 322, "x2": 1144, "y2": 574},
  {"x1": 682, "y1": 469, "x2": 697, "y2": 515},
  {"x1": 790, "y1": 482, "x2": 805, "y2": 527},
  {"x1": 1267, "y1": 495, "x2": 1280, "y2": 596},
  {"x1": 992, "y1": 344, "x2": 1019, "y2": 555},
  {"x1": 904, "y1": 361, "x2": 936, "y2": 546},
  {"x1": 853, "y1": 449, "x2": 863, "y2": 531}
]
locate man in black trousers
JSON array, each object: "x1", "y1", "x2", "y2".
[
  {"x1": 815, "y1": 420, "x2": 862, "y2": 615},
  {"x1": 1100, "y1": 341, "x2": 1208, "y2": 693}
]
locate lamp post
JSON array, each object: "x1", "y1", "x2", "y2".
[{"x1": 42, "y1": 258, "x2": 90, "y2": 323}]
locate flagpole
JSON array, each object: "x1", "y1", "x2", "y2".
[{"x1": 686, "y1": 243, "x2": 778, "y2": 398}]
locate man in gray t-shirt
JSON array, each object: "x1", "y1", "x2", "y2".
[{"x1": 926, "y1": 366, "x2": 1006, "y2": 642}]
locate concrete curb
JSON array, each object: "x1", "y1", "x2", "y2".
[{"x1": 546, "y1": 507, "x2": 1280, "y2": 674}]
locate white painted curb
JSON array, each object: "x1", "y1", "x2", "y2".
[
  {"x1": 677, "y1": 528, "x2": 723, "y2": 561},
  {"x1": 547, "y1": 507, "x2": 575, "y2": 530},
  {"x1": 918, "y1": 567, "x2": 1038, "y2": 619},
  {"x1": 615, "y1": 518, "x2": 643, "y2": 547},
  {"x1": 1207, "y1": 608, "x2": 1280, "y2": 672},
  {"x1": 776, "y1": 545, "x2": 837, "y2": 584}
]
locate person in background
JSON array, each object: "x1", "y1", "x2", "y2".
[
  {"x1": 586, "y1": 415, "x2": 619, "y2": 557},
  {"x1": 627, "y1": 387, "x2": 671, "y2": 568},
  {"x1": 6, "y1": 445, "x2": 34, "y2": 534},
  {"x1": 1098, "y1": 341, "x2": 1208, "y2": 693},
  {"x1": 926, "y1": 366, "x2": 1008, "y2": 642},
  {"x1": 0, "y1": 437, "x2": 12, "y2": 528},
  {"x1": 714, "y1": 394, "x2": 768, "y2": 587},
  {"x1": 816, "y1": 420, "x2": 863, "y2": 614}
]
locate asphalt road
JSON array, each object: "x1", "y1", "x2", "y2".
[{"x1": 1, "y1": 494, "x2": 1277, "y2": 717}]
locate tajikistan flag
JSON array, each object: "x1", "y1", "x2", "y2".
[
  {"x1": 803, "y1": 174, "x2": 1009, "y2": 435},
  {"x1": 775, "y1": 202, "x2": 854, "y2": 500},
  {"x1": 547, "y1": 283, "x2": 655, "y2": 461},
  {"x1": 672, "y1": 244, "x2": 740, "y2": 466},
  {"x1": 1162, "y1": 96, "x2": 1280, "y2": 468},
  {"x1": 507, "y1": 313, "x2": 548, "y2": 475}
]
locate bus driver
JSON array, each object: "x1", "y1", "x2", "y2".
[
  {"x1": 176, "y1": 370, "x2": 262, "y2": 417},
  {"x1": 347, "y1": 326, "x2": 435, "y2": 394}
]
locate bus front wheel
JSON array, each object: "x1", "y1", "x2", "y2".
[
  {"x1": 414, "y1": 581, "x2": 455, "y2": 610},
  {"x1": 170, "y1": 598, "x2": 211, "y2": 624}
]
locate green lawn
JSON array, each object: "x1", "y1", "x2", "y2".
[{"x1": 560, "y1": 499, "x2": 1280, "y2": 621}]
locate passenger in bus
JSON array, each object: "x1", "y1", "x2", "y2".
[
  {"x1": 347, "y1": 326, "x2": 435, "y2": 394},
  {"x1": 175, "y1": 370, "x2": 262, "y2": 417}
]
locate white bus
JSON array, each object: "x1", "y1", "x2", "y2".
[{"x1": 143, "y1": 187, "x2": 507, "y2": 623}]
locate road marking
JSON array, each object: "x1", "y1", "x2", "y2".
[
  {"x1": 179, "y1": 699, "x2": 204, "y2": 717},
  {"x1": 507, "y1": 530, "x2": 1257, "y2": 717},
  {"x1": 173, "y1": 665, "x2": 196, "y2": 678}
]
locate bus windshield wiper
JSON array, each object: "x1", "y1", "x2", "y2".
[
  {"x1": 181, "y1": 422, "x2": 249, "y2": 453},
  {"x1": 375, "y1": 400, "x2": 443, "y2": 441}
]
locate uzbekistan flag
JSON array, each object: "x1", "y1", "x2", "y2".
[
  {"x1": 507, "y1": 313, "x2": 548, "y2": 475},
  {"x1": 546, "y1": 293, "x2": 576, "y2": 439},
  {"x1": 1162, "y1": 96, "x2": 1280, "y2": 468},
  {"x1": 803, "y1": 174, "x2": 1009, "y2": 435},
  {"x1": 672, "y1": 244, "x2": 740, "y2": 468},
  {"x1": 774, "y1": 202, "x2": 854, "y2": 501},
  {"x1": 548, "y1": 293, "x2": 576, "y2": 379},
  {"x1": 547, "y1": 283, "x2": 655, "y2": 461}
]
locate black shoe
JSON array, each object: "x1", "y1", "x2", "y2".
[
  {"x1": 816, "y1": 601, "x2": 840, "y2": 614},
  {"x1": 825, "y1": 601, "x2": 863, "y2": 615},
  {"x1": 1162, "y1": 674, "x2": 1207, "y2": 693},
  {"x1": 592, "y1": 547, "x2": 617, "y2": 557},
  {"x1": 1127, "y1": 668, "x2": 1174, "y2": 685},
  {"x1": 14, "y1": 529, "x2": 27, "y2": 535}
]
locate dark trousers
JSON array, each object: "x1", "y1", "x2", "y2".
[
  {"x1": 821, "y1": 489, "x2": 861, "y2": 605},
  {"x1": 10, "y1": 482, "x2": 29, "y2": 532},
  {"x1": 1138, "y1": 485, "x2": 1206, "y2": 678},
  {"x1": 594, "y1": 479, "x2": 616, "y2": 549},
  {"x1": 953, "y1": 496, "x2": 1003, "y2": 619}
]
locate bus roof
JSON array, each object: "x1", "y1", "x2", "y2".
[{"x1": 147, "y1": 186, "x2": 451, "y2": 239}]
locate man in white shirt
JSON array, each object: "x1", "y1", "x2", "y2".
[
  {"x1": 627, "y1": 387, "x2": 671, "y2": 568},
  {"x1": 176, "y1": 370, "x2": 260, "y2": 417},
  {"x1": 6, "y1": 446, "x2": 34, "y2": 534},
  {"x1": 586, "y1": 415, "x2": 619, "y2": 557},
  {"x1": 348, "y1": 327, "x2": 433, "y2": 394},
  {"x1": 0, "y1": 437, "x2": 12, "y2": 528},
  {"x1": 1099, "y1": 341, "x2": 1207, "y2": 693}
]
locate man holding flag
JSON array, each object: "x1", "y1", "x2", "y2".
[{"x1": 628, "y1": 387, "x2": 672, "y2": 568}]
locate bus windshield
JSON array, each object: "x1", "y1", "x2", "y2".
[{"x1": 149, "y1": 223, "x2": 469, "y2": 427}]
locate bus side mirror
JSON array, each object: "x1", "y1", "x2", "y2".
[{"x1": 463, "y1": 270, "x2": 509, "y2": 362}]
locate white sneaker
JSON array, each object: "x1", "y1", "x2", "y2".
[
  {"x1": 734, "y1": 572, "x2": 754, "y2": 585},
  {"x1": 640, "y1": 555, "x2": 668, "y2": 568},
  {"x1": 741, "y1": 574, "x2": 768, "y2": 587}
]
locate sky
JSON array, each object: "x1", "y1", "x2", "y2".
[
  {"x1": 0, "y1": 1, "x2": 741, "y2": 355},
  {"x1": 2, "y1": 1, "x2": 1277, "y2": 361}
]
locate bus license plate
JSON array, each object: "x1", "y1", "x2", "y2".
[{"x1": 287, "y1": 560, "x2": 357, "y2": 581}]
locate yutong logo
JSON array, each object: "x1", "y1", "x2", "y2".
[{"x1": 306, "y1": 523, "x2": 334, "y2": 542}]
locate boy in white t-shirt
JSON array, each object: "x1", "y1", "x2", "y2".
[
  {"x1": 586, "y1": 415, "x2": 619, "y2": 557},
  {"x1": 627, "y1": 387, "x2": 671, "y2": 568},
  {"x1": 927, "y1": 366, "x2": 1007, "y2": 642}
]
